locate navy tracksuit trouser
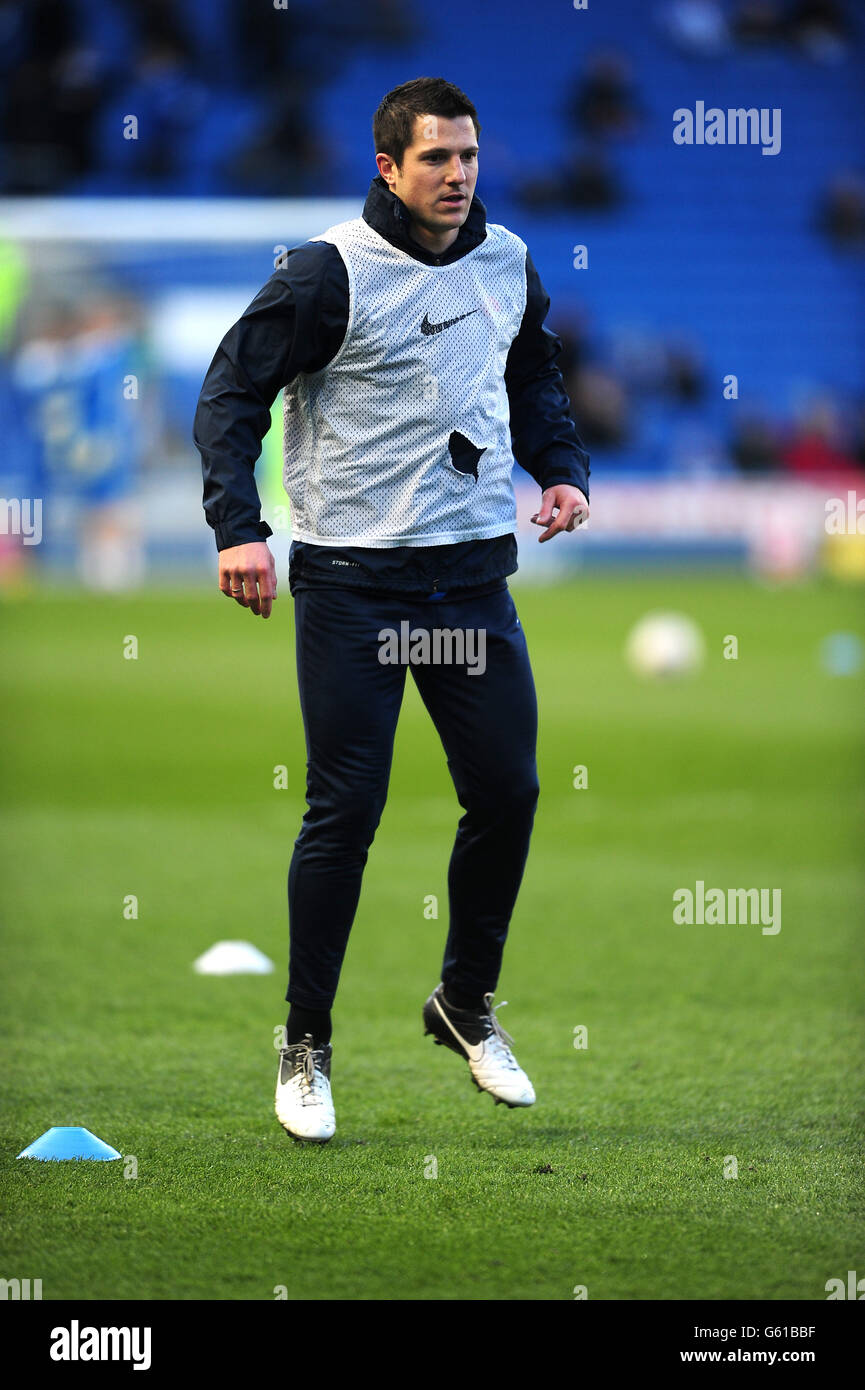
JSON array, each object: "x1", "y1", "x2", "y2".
[{"x1": 285, "y1": 583, "x2": 539, "y2": 1010}]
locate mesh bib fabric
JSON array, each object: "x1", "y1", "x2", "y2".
[{"x1": 282, "y1": 216, "x2": 528, "y2": 546}]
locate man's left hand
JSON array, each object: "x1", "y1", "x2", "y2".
[{"x1": 530, "y1": 485, "x2": 589, "y2": 543}]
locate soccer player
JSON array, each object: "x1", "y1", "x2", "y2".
[{"x1": 194, "y1": 77, "x2": 590, "y2": 1143}]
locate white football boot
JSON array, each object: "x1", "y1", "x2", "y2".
[
  {"x1": 423, "y1": 984, "x2": 536, "y2": 1108},
  {"x1": 275, "y1": 1033, "x2": 335, "y2": 1143}
]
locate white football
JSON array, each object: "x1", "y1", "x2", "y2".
[{"x1": 625, "y1": 611, "x2": 705, "y2": 677}]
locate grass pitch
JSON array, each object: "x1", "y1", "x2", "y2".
[{"x1": 1, "y1": 571, "x2": 863, "y2": 1301}]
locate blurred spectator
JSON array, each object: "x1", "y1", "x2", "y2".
[
  {"x1": 669, "y1": 421, "x2": 729, "y2": 477},
  {"x1": 517, "y1": 144, "x2": 623, "y2": 211},
  {"x1": 228, "y1": 0, "x2": 321, "y2": 89},
  {"x1": 0, "y1": 236, "x2": 28, "y2": 352},
  {"x1": 816, "y1": 173, "x2": 865, "y2": 251},
  {"x1": 609, "y1": 327, "x2": 705, "y2": 403},
  {"x1": 731, "y1": 1, "x2": 784, "y2": 45},
  {"x1": 102, "y1": 34, "x2": 208, "y2": 186},
  {"x1": 118, "y1": 0, "x2": 193, "y2": 57},
  {"x1": 566, "y1": 364, "x2": 630, "y2": 448},
  {"x1": 0, "y1": 0, "x2": 28, "y2": 76},
  {"x1": 660, "y1": 0, "x2": 731, "y2": 58},
  {"x1": 550, "y1": 314, "x2": 590, "y2": 383},
  {"x1": 0, "y1": 235, "x2": 36, "y2": 585},
  {"x1": 0, "y1": 0, "x2": 422, "y2": 195},
  {"x1": 0, "y1": 0, "x2": 106, "y2": 192},
  {"x1": 782, "y1": 397, "x2": 865, "y2": 484},
  {"x1": 224, "y1": 85, "x2": 331, "y2": 195},
  {"x1": 566, "y1": 52, "x2": 641, "y2": 140},
  {"x1": 517, "y1": 51, "x2": 642, "y2": 211},
  {"x1": 12, "y1": 291, "x2": 147, "y2": 587},
  {"x1": 609, "y1": 325, "x2": 669, "y2": 395},
  {"x1": 731, "y1": 413, "x2": 784, "y2": 474},
  {"x1": 732, "y1": 0, "x2": 850, "y2": 61},
  {"x1": 664, "y1": 343, "x2": 706, "y2": 404},
  {"x1": 787, "y1": 0, "x2": 850, "y2": 61}
]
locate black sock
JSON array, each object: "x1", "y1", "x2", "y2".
[
  {"x1": 443, "y1": 987, "x2": 486, "y2": 1013},
  {"x1": 285, "y1": 1005, "x2": 332, "y2": 1047}
]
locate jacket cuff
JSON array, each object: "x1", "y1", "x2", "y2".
[
  {"x1": 541, "y1": 472, "x2": 589, "y2": 496},
  {"x1": 213, "y1": 518, "x2": 274, "y2": 551},
  {"x1": 536, "y1": 458, "x2": 590, "y2": 499}
]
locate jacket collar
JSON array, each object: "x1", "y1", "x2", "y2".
[{"x1": 362, "y1": 174, "x2": 487, "y2": 264}]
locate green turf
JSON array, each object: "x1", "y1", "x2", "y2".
[{"x1": 1, "y1": 572, "x2": 863, "y2": 1301}]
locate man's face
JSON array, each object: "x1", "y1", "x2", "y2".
[{"x1": 376, "y1": 114, "x2": 479, "y2": 249}]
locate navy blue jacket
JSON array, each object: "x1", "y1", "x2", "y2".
[{"x1": 194, "y1": 175, "x2": 590, "y2": 596}]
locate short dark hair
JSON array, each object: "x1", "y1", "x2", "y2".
[{"x1": 373, "y1": 76, "x2": 481, "y2": 169}]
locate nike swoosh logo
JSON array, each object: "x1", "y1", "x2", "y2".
[
  {"x1": 433, "y1": 997, "x2": 485, "y2": 1063},
  {"x1": 421, "y1": 309, "x2": 481, "y2": 336}
]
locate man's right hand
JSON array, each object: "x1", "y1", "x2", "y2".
[{"x1": 218, "y1": 541, "x2": 277, "y2": 619}]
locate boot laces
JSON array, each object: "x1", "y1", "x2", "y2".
[
  {"x1": 283, "y1": 1035, "x2": 328, "y2": 1106},
  {"x1": 480, "y1": 995, "x2": 519, "y2": 1069}
]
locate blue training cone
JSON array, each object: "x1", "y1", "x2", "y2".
[{"x1": 17, "y1": 1127, "x2": 121, "y2": 1161}]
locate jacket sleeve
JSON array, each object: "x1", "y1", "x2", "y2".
[
  {"x1": 504, "y1": 249, "x2": 590, "y2": 499},
  {"x1": 193, "y1": 242, "x2": 349, "y2": 551}
]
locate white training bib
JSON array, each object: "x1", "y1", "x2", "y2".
[{"x1": 282, "y1": 216, "x2": 528, "y2": 546}]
